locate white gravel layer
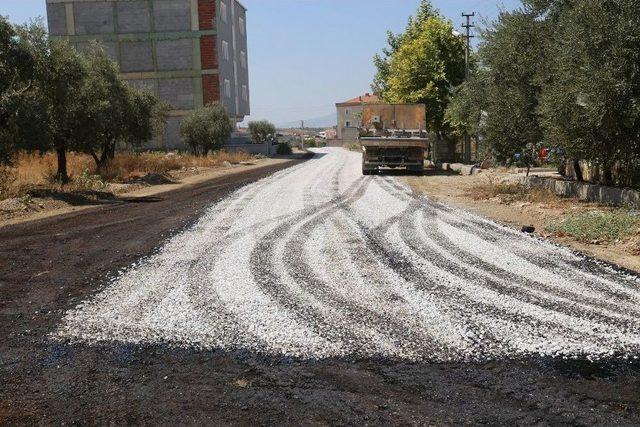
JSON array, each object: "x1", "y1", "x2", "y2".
[{"x1": 55, "y1": 148, "x2": 640, "y2": 362}]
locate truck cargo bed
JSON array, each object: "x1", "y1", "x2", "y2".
[{"x1": 359, "y1": 137, "x2": 430, "y2": 148}]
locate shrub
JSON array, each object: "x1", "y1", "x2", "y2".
[
  {"x1": 276, "y1": 143, "x2": 292, "y2": 155},
  {"x1": 248, "y1": 120, "x2": 276, "y2": 143}
]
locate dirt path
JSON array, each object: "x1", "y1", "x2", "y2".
[{"x1": 1, "y1": 149, "x2": 640, "y2": 424}]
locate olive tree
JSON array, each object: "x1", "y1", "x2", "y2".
[
  {"x1": 16, "y1": 25, "x2": 89, "y2": 183},
  {"x1": 0, "y1": 18, "x2": 41, "y2": 164},
  {"x1": 180, "y1": 103, "x2": 233, "y2": 155},
  {"x1": 76, "y1": 43, "x2": 168, "y2": 170},
  {"x1": 538, "y1": 0, "x2": 640, "y2": 185},
  {"x1": 446, "y1": 8, "x2": 547, "y2": 170}
]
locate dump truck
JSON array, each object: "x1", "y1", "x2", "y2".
[
  {"x1": 358, "y1": 104, "x2": 430, "y2": 175},
  {"x1": 360, "y1": 137, "x2": 430, "y2": 175}
]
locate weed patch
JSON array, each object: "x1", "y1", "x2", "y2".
[
  {"x1": 547, "y1": 210, "x2": 640, "y2": 243},
  {"x1": 344, "y1": 143, "x2": 361, "y2": 152},
  {"x1": 468, "y1": 181, "x2": 559, "y2": 204}
]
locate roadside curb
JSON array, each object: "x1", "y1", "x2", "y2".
[{"x1": 521, "y1": 176, "x2": 640, "y2": 207}]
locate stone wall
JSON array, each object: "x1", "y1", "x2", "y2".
[{"x1": 523, "y1": 176, "x2": 640, "y2": 207}]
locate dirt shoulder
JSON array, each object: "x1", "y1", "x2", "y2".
[
  {"x1": 0, "y1": 156, "x2": 304, "y2": 228},
  {"x1": 404, "y1": 170, "x2": 640, "y2": 273}
]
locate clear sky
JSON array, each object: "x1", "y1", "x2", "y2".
[{"x1": 1, "y1": 0, "x2": 521, "y2": 126}]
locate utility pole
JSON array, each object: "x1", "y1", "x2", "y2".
[
  {"x1": 462, "y1": 12, "x2": 475, "y2": 163},
  {"x1": 300, "y1": 120, "x2": 305, "y2": 149}
]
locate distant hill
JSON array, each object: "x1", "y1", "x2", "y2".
[{"x1": 279, "y1": 112, "x2": 336, "y2": 129}]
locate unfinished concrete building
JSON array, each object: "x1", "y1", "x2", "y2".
[{"x1": 46, "y1": 0, "x2": 250, "y2": 149}]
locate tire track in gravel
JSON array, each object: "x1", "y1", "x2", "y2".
[
  {"x1": 249, "y1": 175, "x2": 371, "y2": 352},
  {"x1": 380, "y1": 179, "x2": 640, "y2": 344},
  {"x1": 346, "y1": 175, "x2": 640, "y2": 358},
  {"x1": 327, "y1": 211, "x2": 471, "y2": 360},
  {"x1": 341, "y1": 203, "x2": 515, "y2": 359},
  {"x1": 57, "y1": 162, "x2": 310, "y2": 346},
  {"x1": 378, "y1": 177, "x2": 640, "y2": 319},
  {"x1": 402, "y1": 208, "x2": 640, "y2": 351},
  {"x1": 280, "y1": 185, "x2": 453, "y2": 359},
  {"x1": 55, "y1": 148, "x2": 640, "y2": 362},
  {"x1": 86, "y1": 166, "x2": 299, "y2": 328}
]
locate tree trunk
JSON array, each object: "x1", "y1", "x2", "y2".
[
  {"x1": 90, "y1": 150, "x2": 100, "y2": 168},
  {"x1": 99, "y1": 148, "x2": 109, "y2": 169},
  {"x1": 55, "y1": 146, "x2": 69, "y2": 184},
  {"x1": 603, "y1": 162, "x2": 613, "y2": 186},
  {"x1": 573, "y1": 159, "x2": 583, "y2": 182}
]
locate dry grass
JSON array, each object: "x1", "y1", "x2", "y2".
[
  {"x1": 100, "y1": 151, "x2": 254, "y2": 182},
  {"x1": 344, "y1": 143, "x2": 362, "y2": 152},
  {"x1": 468, "y1": 180, "x2": 561, "y2": 205},
  {"x1": 0, "y1": 150, "x2": 255, "y2": 200}
]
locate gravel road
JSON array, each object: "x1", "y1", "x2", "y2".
[{"x1": 57, "y1": 148, "x2": 640, "y2": 363}]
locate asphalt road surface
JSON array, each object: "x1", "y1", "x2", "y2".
[{"x1": 2, "y1": 148, "x2": 640, "y2": 424}]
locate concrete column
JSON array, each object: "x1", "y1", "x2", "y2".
[
  {"x1": 65, "y1": 3, "x2": 75, "y2": 35},
  {"x1": 191, "y1": 0, "x2": 199, "y2": 31}
]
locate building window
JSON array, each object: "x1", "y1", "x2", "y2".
[
  {"x1": 224, "y1": 79, "x2": 231, "y2": 98},
  {"x1": 242, "y1": 85, "x2": 248, "y2": 101},
  {"x1": 345, "y1": 109, "x2": 350, "y2": 117},
  {"x1": 222, "y1": 40, "x2": 229, "y2": 61},
  {"x1": 345, "y1": 121, "x2": 351, "y2": 127},
  {"x1": 239, "y1": 17, "x2": 245, "y2": 35},
  {"x1": 240, "y1": 51, "x2": 246, "y2": 69},
  {"x1": 220, "y1": 2, "x2": 227, "y2": 23}
]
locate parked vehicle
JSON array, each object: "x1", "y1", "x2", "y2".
[{"x1": 360, "y1": 137, "x2": 429, "y2": 175}]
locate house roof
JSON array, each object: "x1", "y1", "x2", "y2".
[{"x1": 336, "y1": 93, "x2": 380, "y2": 107}]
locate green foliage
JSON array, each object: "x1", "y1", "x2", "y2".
[
  {"x1": 76, "y1": 43, "x2": 169, "y2": 169},
  {"x1": 446, "y1": 0, "x2": 640, "y2": 182},
  {"x1": 444, "y1": 69, "x2": 487, "y2": 138},
  {"x1": 180, "y1": 103, "x2": 233, "y2": 156},
  {"x1": 21, "y1": 28, "x2": 90, "y2": 183},
  {"x1": 306, "y1": 138, "x2": 317, "y2": 148},
  {"x1": 475, "y1": 10, "x2": 547, "y2": 167},
  {"x1": 372, "y1": 0, "x2": 440, "y2": 98},
  {"x1": 248, "y1": 120, "x2": 276, "y2": 143},
  {"x1": 373, "y1": 3, "x2": 465, "y2": 138},
  {"x1": 548, "y1": 210, "x2": 639, "y2": 242},
  {"x1": 538, "y1": 0, "x2": 640, "y2": 185},
  {"x1": 75, "y1": 168, "x2": 106, "y2": 190},
  {"x1": 0, "y1": 17, "x2": 39, "y2": 164},
  {"x1": 0, "y1": 18, "x2": 168, "y2": 182},
  {"x1": 276, "y1": 143, "x2": 292, "y2": 155}
]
